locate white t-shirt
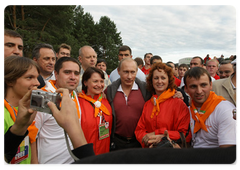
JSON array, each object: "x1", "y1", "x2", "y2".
[
  {"x1": 35, "y1": 112, "x2": 75, "y2": 164},
  {"x1": 189, "y1": 100, "x2": 236, "y2": 148},
  {"x1": 34, "y1": 90, "x2": 81, "y2": 164}
]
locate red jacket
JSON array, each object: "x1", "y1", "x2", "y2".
[
  {"x1": 135, "y1": 97, "x2": 190, "y2": 148},
  {"x1": 79, "y1": 95, "x2": 112, "y2": 155}
]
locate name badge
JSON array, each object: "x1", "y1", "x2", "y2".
[
  {"x1": 99, "y1": 122, "x2": 109, "y2": 140},
  {"x1": 11, "y1": 136, "x2": 29, "y2": 164}
]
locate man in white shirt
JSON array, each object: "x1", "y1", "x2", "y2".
[
  {"x1": 184, "y1": 67, "x2": 236, "y2": 148},
  {"x1": 31, "y1": 57, "x2": 81, "y2": 164},
  {"x1": 110, "y1": 45, "x2": 146, "y2": 82}
]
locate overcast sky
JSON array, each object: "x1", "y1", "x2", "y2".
[{"x1": 82, "y1": 5, "x2": 236, "y2": 63}]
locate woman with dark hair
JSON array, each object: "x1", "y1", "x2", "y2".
[
  {"x1": 4, "y1": 56, "x2": 40, "y2": 163},
  {"x1": 78, "y1": 67, "x2": 112, "y2": 155},
  {"x1": 135, "y1": 63, "x2": 190, "y2": 148}
]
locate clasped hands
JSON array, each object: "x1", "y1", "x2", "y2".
[{"x1": 142, "y1": 130, "x2": 180, "y2": 148}]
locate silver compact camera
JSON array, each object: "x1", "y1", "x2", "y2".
[{"x1": 30, "y1": 89, "x2": 61, "y2": 114}]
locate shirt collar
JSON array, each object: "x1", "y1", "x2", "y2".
[
  {"x1": 44, "y1": 71, "x2": 55, "y2": 82},
  {"x1": 80, "y1": 67, "x2": 84, "y2": 76},
  {"x1": 117, "y1": 81, "x2": 138, "y2": 92}
]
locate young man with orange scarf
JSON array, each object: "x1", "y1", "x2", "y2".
[
  {"x1": 184, "y1": 67, "x2": 236, "y2": 148},
  {"x1": 31, "y1": 57, "x2": 82, "y2": 163}
]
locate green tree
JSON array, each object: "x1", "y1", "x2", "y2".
[
  {"x1": 95, "y1": 16, "x2": 123, "y2": 74},
  {"x1": 5, "y1": 5, "x2": 77, "y2": 58},
  {"x1": 4, "y1": 5, "x2": 123, "y2": 73}
]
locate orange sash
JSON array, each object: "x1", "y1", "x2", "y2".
[
  {"x1": 190, "y1": 91, "x2": 225, "y2": 133},
  {"x1": 78, "y1": 92, "x2": 110, "y2": 117},
  {"x1": 41, "y1": 80, "x2": 81, "y2": 118},
  {"x1": 4, "y1": 99, "x2": 38, "y2": 143},
  {"x1": 150, "y1": 89, "x2": 176, "y2": 118}
]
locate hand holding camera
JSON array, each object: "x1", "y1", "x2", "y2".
[{"x1": 30, "y1": 89, "x2": 61, "y2": 114}]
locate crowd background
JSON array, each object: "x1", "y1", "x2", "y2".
[{"x1": 4, "y1": 5, "x2": 237, "y2": 166}]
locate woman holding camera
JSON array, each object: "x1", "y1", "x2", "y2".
[
  {"x1": 78, "y1": 67, "x2": 112, "y2": 155},
  {"x1": 4, "y1": 56, "x2": 40, "y2": 163},
  {"x1": 135, "y1": 63, "x2": 190, "y2": 148}
]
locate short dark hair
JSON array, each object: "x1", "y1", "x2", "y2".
[
  {"x1": 175, "y1": 63, "x2": 178, "y2": 69},
  {"x1": 144, "y1": 53, "x2": 153, "y2": 59},
  {"x1": 220, "y1": 59, "x2": 232, "y2": 65},
  {"x1": 82, "y1": 67, "x2": 105, "y2": 94},
  {"x1": 179, "y1": 63, "x2": 189, "y2": 70},
  {"x1": 32, "y1": 43, "x2": 56, "y2": 60},
  {"x1": 165, "y1": 63, "x2": 173, "y2": 69},
  {"x1": 96, "y1": 58, "x2": 107, "y2": 66},
  {"x1": 119, "y1": 45, "x2": 132, "y2": 55},
  {"x1": 4, "y1": 29, "x2": 23, "y2": 39},
  {"x1": 54, "y1": 57, "x2": 81, "y2": 73},
  {"x1": 192, "y1": 56, "x2": 204, "y2": 65},
  {"x1": 184, "y1": 67, "x2": 211, "y2": 87},
  {"x1": 134, "y1": 57, "x2": 144, "y2": 66},
  {"x1": 150, "y1": 55, "x2": 162, "y2": 65}
]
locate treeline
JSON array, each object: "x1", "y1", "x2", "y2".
[{"x1": 4, "y1": 5, "x2": 123, "y2": 74}]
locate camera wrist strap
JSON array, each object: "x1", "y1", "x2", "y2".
[{"x1": 64, "y1": 130, "x2": 80, "y2": 161}]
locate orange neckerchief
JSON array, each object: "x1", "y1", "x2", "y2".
[
  {"x1": 190, "y1": 91, "x2": 226, "y2": 133},
  {"x1": 150, "y1": 89, "x2": 176, "y2": 118},
  {"x1": 4, "y1": 99, "x2": 38, "y2": 143},
  {"x1": 78, "y1": 92, "x2": 110, "y2": 117},
  {"x1": 41, "y1": 80, "x2": 81, "y2": 118}
]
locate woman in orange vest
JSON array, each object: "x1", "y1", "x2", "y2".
[
  {"x1": 78, "y1": 67, "x2": 112, "y2": 155},
  {"x1": 135, "y1": 63, "x2": 190, "y2": 148}
]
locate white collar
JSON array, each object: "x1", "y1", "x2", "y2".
[
  {"x1": 117, "y1": 81, "x2": 138, "y2": 92},
  {"x1": 44, "y1": 71, "x2": 55, "y2": 81}
]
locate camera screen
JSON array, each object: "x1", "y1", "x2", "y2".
[{"x1": 31, "y1": 95, "x2": 43, "y2": 107}]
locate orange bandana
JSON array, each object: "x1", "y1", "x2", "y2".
[
  {"x1": 78, "y1": 92, "x2": 110, "y2": 117},
  {"x1": 150, "y1": 89, "x2": 176, "y2": 118},
  {"x1": 42, "y1": 80, "x2": 81, "y2": 118},
  {"x1": 4, "y1": 99, "x2": 38, "y2": 143},
  {"x1": 190, "y1": 91, "x2": 225, "y2": 133}
]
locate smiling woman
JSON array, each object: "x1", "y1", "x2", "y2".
[
  {"x1": 78, "y1": 67, "x2": 113, "y2": 155},
  {"x1": 135, "y1": 62, "x2": 191, "y2": 148}
]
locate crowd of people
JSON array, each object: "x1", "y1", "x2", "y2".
[{"x1": 4, "y1": 29, "x2": 236, "y2": 164}]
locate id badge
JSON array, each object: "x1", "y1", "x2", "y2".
[
  {"x1": 99, "y1": 122, "x2": 109, "y2": 140},
  {"x1": 10, "y1": 136, "x2": 29, "y2": 164}
]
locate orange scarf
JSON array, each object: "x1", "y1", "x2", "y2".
[
  {"x1": 190, "y1": 91, "x2": 225, "y2": 133},
  {"x1": 78, "y1": 92, "x2": 110, "y2": 117},
  {"x1": 4, "y1": 99, "x2": 38, "y2": 143},
  {"x1": 42, "y1": 80, "x2": 81, "y2": 118},
  {"x1": 150, "y1": 89, "x2": 176, "y2": 118}
]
